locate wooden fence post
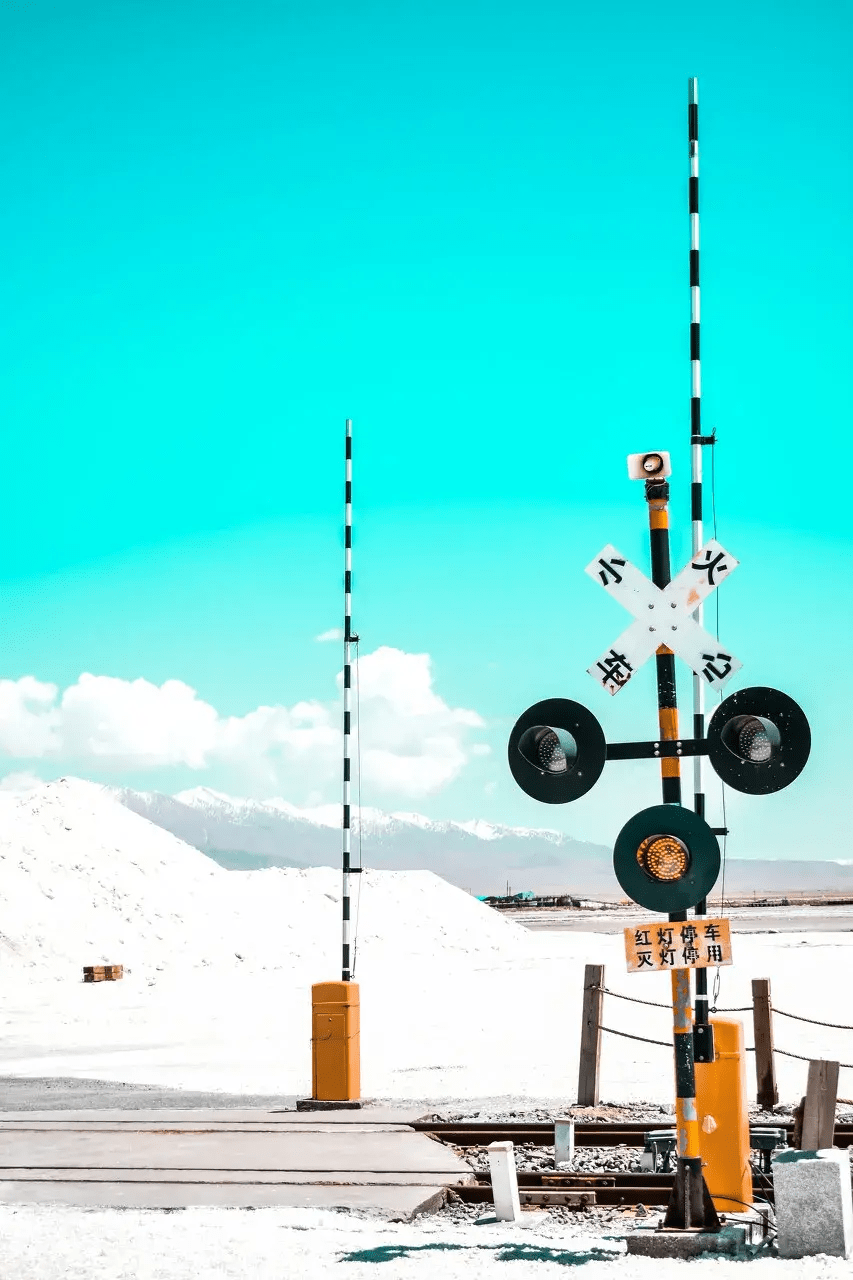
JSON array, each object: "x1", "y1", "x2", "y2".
[
  {"x1": 801, "y1": 1059, "x2": 839, "y2": 1151},
  {"x1": 752, "y1": 977, "x2": 778, "y2": 1109},
  {"x1": 578, "y1": 964, "x2": 604, "y2": 1106}
]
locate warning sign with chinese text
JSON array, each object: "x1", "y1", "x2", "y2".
[{"x1": 624, "y1": 918, "x2": 732, "y2": 973}]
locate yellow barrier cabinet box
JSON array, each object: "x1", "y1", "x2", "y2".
[
  {"x1": 696, "y1": 1017, "x2": 752, "y2": 1214},
  {"x1": 311, "y1": 981, "x2": 360, "y2": 1101}
]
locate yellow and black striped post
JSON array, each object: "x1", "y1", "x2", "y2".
[
  {"x1": 645, "y1": 477, "x2": 719, "y2": 1232},
  {"x1": 645, "y1": 478, "x2": 681, "y2": 805},
  {"x1": 663, "y1": 965, "x2": 719, "y2": 1229}
]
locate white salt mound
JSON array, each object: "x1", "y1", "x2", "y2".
[
  {"x1": 0, "y1": 779, "x2": 231, "y2": 978},
  {"x1": 0, "y1": 779, "x2": 528, "y2": 983}
]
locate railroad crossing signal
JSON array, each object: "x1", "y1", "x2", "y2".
[
  {"x1": 612, "y1": 804, "x2": 721, "y2": 913},
  {"x1": 507, "y1": 453, "x2": 812, "y2": 896},
  {"x1": 505, "y1": 88, "x2": 801, "y2": 1234},
  {"x1": 505, "y1": 447, "x2": 812, "y2": 1238},
  {"x1": 586, "y1": 539, "x2": 742, "y2": 695}
]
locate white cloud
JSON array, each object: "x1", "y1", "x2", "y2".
[
  {"x1": 0, "y1": 677, "x2": 61, "y2": 756},
  {"x1": 315, "y1": 628, "x2": 344, "y2": 643},
  {"x1": 60, "y1": 674, "x2": 218, "y2": 769},
  {"x1": 0, "y1": 649, "x2": 486, "y2": 800},
  {"x1": 0, "y1": 770, "x2": 44, "y2": 792},
  {"x1": 213, "y1": 700, "x2": 339, "y2": 791},
  {"x1": 347, "y1": 647, "x2": 485, "y2": 796}
]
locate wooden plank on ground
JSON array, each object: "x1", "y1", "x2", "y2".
[{"x1": 83, "y1": 965, "x2": 123, "y2": 982}]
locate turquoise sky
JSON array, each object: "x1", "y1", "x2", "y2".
[{"x1": 0, "y1": 0, "x2": 850, "y2": 860}]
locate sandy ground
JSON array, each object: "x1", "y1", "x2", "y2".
[
  {"x1": 0, "y1": 1202, "x2": 851, "y2": 1279},
  {"x1": 1, "y1": 929, "x2": 850, "y2": 1104}
]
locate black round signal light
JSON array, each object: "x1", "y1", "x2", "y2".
[
  {"x1": 508, "y1": 698, "x2": 606, "y2": 803},
  {"x1": 706, "y1": 686, "x2": 810, "y2": 795},
  {"x1": 613, "y1": 805, "x2": 720, "y2": 913}
]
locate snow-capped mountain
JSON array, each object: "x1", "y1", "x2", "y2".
[
  {"x1": 117, "y1": 785, "x2": 614, "y2": 895},
  {"x1": 111, "y1": 784, "x2": 853, "y2": 898}
]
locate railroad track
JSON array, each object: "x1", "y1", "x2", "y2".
[
  {"x1": 446, "y1": 1170, "x2": 776, "y2": 1209},
  {"x1": 414, "y1": 1120, "x2": 853, "y2": 1149},
  {"x1": 418, "y1": 1120, "x2": 853, "y2": 1208}
]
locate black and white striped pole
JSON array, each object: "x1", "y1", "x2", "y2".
[
  {"x1": 342, "y1": 417, "x2": 357, "y2": 983},
  {"x1": 689, "y1": 75, "x2": 705, "y2": 825},
  {"x1": 688, "y1": 77, "x2": 715, "y2": 1052}
]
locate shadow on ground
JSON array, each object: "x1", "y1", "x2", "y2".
[{"x1": 338, "y1": 1242, "x2": 624, "y2": 1266}]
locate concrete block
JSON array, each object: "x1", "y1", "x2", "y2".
[
  {"x1": 626, "y1": 1223, "x2": 758, "y2": 1258},
  {"x1": 0, "y1": 1106, "x2": 473, "y2": 1216},
  {"x1": 773, "y1": 1148, "x2": 853, "y2": 1259},
  {"x1": 487, "y1": 1141, "x2": 521, "y2": 1222},
  {"x1": 0, "y1": 1179, "x2": 448, "y2": 1218},
  {"x1": 555, "y1": 1119, "x2": 575, "y2": 1168}
]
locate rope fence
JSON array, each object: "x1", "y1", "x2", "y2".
[
  {"x1": 580, "y1": 971, "x2": 853, "y2": 1107},
  {"x1": 590, "y1": 1023, "x2": 853, "y2": 1070},
  {"x1": 597, "y1": 983, "x2": 751, "y2": 1013},
  {"x1": 597, "y1": 1023, "x2": 671, "y2": 1049},
  {"x1": 769, "y1": 1046, "x2": 853, "y2": 1069},
  {"x1": 773, "y1": 1007, "x2": 853, "y2": 1032}
]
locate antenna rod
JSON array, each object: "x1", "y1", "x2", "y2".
[{"x1": 342, "y1": 418, "x2": 355, "y2": 983}]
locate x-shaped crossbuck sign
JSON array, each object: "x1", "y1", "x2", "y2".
[{"x1": 585, "y1": 538, "x2": 743, "y2": 695}]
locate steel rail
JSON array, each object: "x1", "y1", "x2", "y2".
[
  {"x1": 414, "y1": 1120, "x2": 853, "y2": 1149},
  {"x1": 449, "y1": 1169, "x2": 776, "y2": 1208}
]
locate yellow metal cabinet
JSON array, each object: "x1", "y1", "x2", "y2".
[
  {"x1": 695, "y1": 1017, "x2": 752, "y2": 1213},
  {"x1": 311, "y1": 981, "x2": 361, "y2": 1101}
]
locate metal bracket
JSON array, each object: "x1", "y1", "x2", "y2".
[
  {"x1": 607, "y1": 739, "x2": 710, "y2": 760},
  {"x1": 663, "y1": 1156, "x2": 722, "y2": 1231},
  {"x1": 693, "y1": 1022, "x2": 715, "y2": 1063},
  {"x1": 690, "y1": 433, "x2": 717, "y2": 446}
]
